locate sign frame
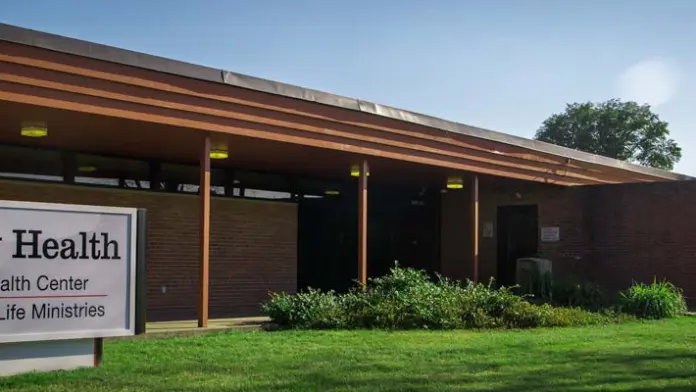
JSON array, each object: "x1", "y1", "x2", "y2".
[
  {"x1": 540, "y1": 226, "x2": 560, "y2": 242},
  {"x1": 0, "y1": 200, "x2": 141, "y2": 344}
]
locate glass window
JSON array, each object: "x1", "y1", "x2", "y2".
[
  {"x1": 160, "y1": 163, "x2": 226, "y2": 195},
  {"x1": 235, "y1": 171, "x2": 293, "y2": 200},
  {"x1": 297, "y1": 178, "x2": 345, "y2": 199},
  {"x1": 0, "y1": 145, "x2": 63, "y2": 182},
  {"x1": 74, "y1": 153, "x2": 150, "y2": 188},
  {"x1": 244, "y1": 189, "x2": 292, "y2": 199}
]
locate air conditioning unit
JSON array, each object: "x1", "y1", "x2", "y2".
[{"x1": 515, "y1": 257, "x2": 552, "y2": 300}]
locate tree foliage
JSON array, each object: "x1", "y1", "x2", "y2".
[{"x1": 534, "y1": 99, "x2": 681, "y2": 170}]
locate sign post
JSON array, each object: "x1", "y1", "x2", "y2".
[{"x1": 0, "y1": 200, "x2": 145, "y2": 376}]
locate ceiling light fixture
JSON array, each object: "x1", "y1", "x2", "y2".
[
  {"x1": 20, "y1": 121, "x2": 48, "y2": 138},
  {"x1": 325, "y1": 190, "x2": 340, "y2": 196},
  {"x1": 209, "y1": 149, "x2": 229, "y2": 159},
  {"x1": 350, "y1": 164, "x2": 370, "y2": 178},
  {"x1": 210, "y1": 141, "x2": 229, "y2": 160},
  {"x1": 446, "y1": 176, "x2": 464, "y2": 190}
]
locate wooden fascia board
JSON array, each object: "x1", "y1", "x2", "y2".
[
  {"x1": 0, "y1": 81, "x2": 591, "y2": 186},
  {"x1": 0, "y1": 40, "x2": 677, "y2": 184},
  {"x1": 0, "y1": 66, "x2": 612, "y2": 185},
  {"x1": 0, "y1": 58, "x2": 630, "y2": 185}
]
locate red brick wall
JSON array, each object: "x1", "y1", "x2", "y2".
[
  {"x1": 0, "y1": 179, "x2": 297, "y2": 321},
  {"x1": 440, "y1": 177, "x2": 696, "y2": 305},
  {"x1": 439, "y1": 190, "x2": 473, "y2": 282},
  {"x1": 580, "y1": 181, "x2": 696, "y2": 304},
  {"x1": 475, "y1": 182, "x2": 589, "y2": 282},
  {"x1": 440, "y1": 179, "x2": 578, "y2": 284}
]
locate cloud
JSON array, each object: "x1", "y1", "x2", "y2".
[{"x1": 615, "y1": 58, "x2": 681, "y2": 108}]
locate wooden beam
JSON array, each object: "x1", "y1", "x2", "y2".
[
  {"x1": 0, "y1": 59, "x2": 653, "y2": 185},
  {"x1": 0, "y1": 84, "x2": 589, "y2": 186},
  {"x1": 472, "y1": 175, "x2": 479, "y2": 283},
  {"x1": 0, "y1": 45, "x2": 669, "y2": 184},
  {"x1": 198, "y1": 133, "x2": 211, "y2": 328},
  {"x1": 358, "y1": 160, "x2": 369, "y2": 287}
]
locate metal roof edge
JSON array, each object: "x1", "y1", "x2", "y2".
[{"x1": 0, "y1": 22, "x2": 691, "y2": 182}]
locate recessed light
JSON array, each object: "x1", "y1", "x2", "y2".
[
  {"x1": 446, "y1": 176, "x2": 464, "y2": 190},
  {"x1": 209, "y1": 149, "x2": 228, "y2": 159},
  {"x1": 20, "y1": 121, "x2": 48, "y2": 137}
]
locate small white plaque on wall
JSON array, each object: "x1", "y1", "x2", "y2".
[
  {"x1": 482, "y1": 222, "x2": 494, "y2": 238},
  {"x1": 540, "y1": 226, "x2": 560, "y2": 242}
]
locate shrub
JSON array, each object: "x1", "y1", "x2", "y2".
[
  {"x1": 458, "y1": 279, "x2": 526, "y2": 328},
  {"x1": 501, "y1": 302, "x2": 634, "y2": 328},
  {"x1": 551, "y1": 280, "x2": 605, "y2": 310},
  {"x1": 500, "y1": 301, "x2": 543, "y2": 328},
  {"x1": 618, "y1": 279, "x2": 687, "y2": 319},
  {"x1": 262, "y1": 267, "x2": 637, "y2": 331},
  {"x1": 261, "y1": 288, "x2": 342, "y2": 329},
  {"x1": 340, "y1": 272, "x2": 532, "y2": 330},
  {"x1": 341, "y1": 267, "x2": 467, "y2": 329},
  {"x1": 461, "y1": 279, "x2": 525, "y2": 318}
]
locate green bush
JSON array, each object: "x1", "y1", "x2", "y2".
[
  {"x1": 262, "y1": 267, "x2": 638, "y2": 330},
  {"x1": 457, "y1": 279, "x2": 525, "y2": 328},
  {"x1": 502, "y1": 302, "x2": 635, "y2": 328},
  {"x1": 551, "y1": 280, "x2": 605, "y2": 310},
  {"x1": 500, "y1": 301, "x2": 543, "y2": 328},
  {"x1": 261, "y1": 288, "x2": 342, "y2": 329},
  {"x1": 618, "y1": 279, "x2": 687, "y2": 319},
  {"x1": 341, "y1": 268, "x2": 467, "y2": 329},
  {"x1": 461, "y1": 279, "x2": 525, "y2": 318}
]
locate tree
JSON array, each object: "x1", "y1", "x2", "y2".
[{"x1": 534, "y1": 99, "x2": 682, "y2": 170}]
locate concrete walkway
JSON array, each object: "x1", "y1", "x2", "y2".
[
  {"x1": 147, "y1": 316, "x2": 268, "y2": 334},
  {"x1": 115, "y1": 317, "x2": 271, "y2": 339}
]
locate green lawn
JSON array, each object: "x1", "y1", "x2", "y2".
[{"x1": 2, "y1": 317, "x2": 696, "y2": 392}]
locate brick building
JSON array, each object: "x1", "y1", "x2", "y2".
[{"x1": 0, "y1": 23, "x2": 693, "y2": 326}]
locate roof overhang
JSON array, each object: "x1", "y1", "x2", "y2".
[{"x1": 0, "y1": 22, "x2": 691, "y2": 186}]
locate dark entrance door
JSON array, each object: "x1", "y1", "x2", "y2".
[
  {"x1": 297, "y1": 193, "x2": 357, "y2": 293},
  {"x1": 496, "y1": 205, "x2": 539, "y2": 287},
  {"x1": 297, "y1": 185, "x2": 441, "y2": 293},
  {"x1": 388, "y1": 189, "x2": 440, "y2": 274}
]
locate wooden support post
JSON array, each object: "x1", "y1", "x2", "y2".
[
  {"x1": 358, "y1": 160, "x2": 369, "y2": 287},
  {"x1": 62, "y1": 151, "x2": 76, "y2": 184},
  {"x1": 93, "y1": 338, "x2": 103, "y2": 367},
  {"x1": 198, "y1": 134, "x2": 211, "y2": 328},
  {"x1": 223, "y1": 170, "x2": 235, "y2": 197},
  {"x1": 472, "y1": 175, "x2": 480, "y2": 283},
  {"x1": 149, "y1": 161, "x2": 162, "y2": 191}
]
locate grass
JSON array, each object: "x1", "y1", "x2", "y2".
[{"x1": 2, "y1": 317, "x2": 696, "y2": 391}]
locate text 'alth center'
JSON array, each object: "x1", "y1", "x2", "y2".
[{"x1": 0, "y1": 23, "x2": 693, "y2": 327}]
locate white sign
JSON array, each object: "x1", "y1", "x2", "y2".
[
  {"x1": 540, "y1": 226, "x2": 560, "y2": 242},
  {"x1": 482, "y1": 222, "x2": 494, "y2": 238},
  {"x1": 0, "y1": 200, "x2": 137, "y2": 343}
]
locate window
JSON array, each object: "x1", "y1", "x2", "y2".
[
  {"x1": 235, "y1": 171, "x2": 292, "y2": 200},
  {"x1": 0, "y1": 145, "x2": 63, "y2": 182},
  {"x1": 0, "y1": 144, "x2": 300, "y2": 203},
  {"x1": 74, "y1": 153, "x2": 150, "y2": 188},
  {"x1": 160, "y1": 163, "x2": 226, "y2": 195}
]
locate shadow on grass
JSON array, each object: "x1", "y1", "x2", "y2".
[{"x1": 7, "y1": 349, "x2": 693, "y2": 392}]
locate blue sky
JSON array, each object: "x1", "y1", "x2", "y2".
[{"x1": 3, "y1": 0, "x2": 695, "y2": 174}]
